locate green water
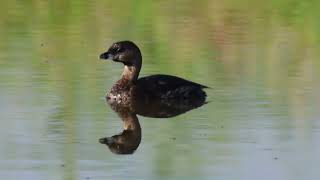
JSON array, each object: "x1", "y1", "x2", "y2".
[{"x1": 0, "y1": 0, "x2": 319, "y2": 180}]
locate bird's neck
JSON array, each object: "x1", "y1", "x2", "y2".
[
  {"x1": 122, "y1": 113, "x2": 141, "y2": 131},
  {"x1": 121, "y1": 59, "x2": 141, "y2": 83}
]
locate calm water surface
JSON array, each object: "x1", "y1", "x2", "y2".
[{"x1": 0, "y1": 1, "x2": 319, "y2": 180}]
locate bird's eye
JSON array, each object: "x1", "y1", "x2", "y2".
[{"x1": 116, "y1": 47, "x2": 124, "y2": 53}]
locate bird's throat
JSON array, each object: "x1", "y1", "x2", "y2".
[{"x1": 121, "y1": 65, "x2": 140, "y2": 82}]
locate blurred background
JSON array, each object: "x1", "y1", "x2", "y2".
[{"x1": 0, "y1": 0, "x2": 319, "y2": 180}]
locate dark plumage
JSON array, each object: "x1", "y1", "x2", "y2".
[{"x1": 99, "y1": 41, "x2": 208, "y2": 104}]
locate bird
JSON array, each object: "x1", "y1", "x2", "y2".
[{"x1": 99, "y1": 41, "x2": 208, "y2": 106}]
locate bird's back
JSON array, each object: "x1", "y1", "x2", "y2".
[{"x1": 136, "y1": 74, "x2": 208, "y2": 100}]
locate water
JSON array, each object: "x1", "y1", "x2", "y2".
[{"x1": 0, "y1": 1, "x2": 319, "y2": 180}]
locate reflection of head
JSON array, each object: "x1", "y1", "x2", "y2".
[
  {"x1": 100, "y1": 109, "x2": 141, "y2": 155},
  {"x1": 99, "y1": 129, "x2": 141, "y2": 154}
]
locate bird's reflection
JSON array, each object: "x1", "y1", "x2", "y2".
[
  {"x1": 99, "y1": 91, "x2": 207, "y2": 155},
  {"x1": 99, "y1": 104, "x2": 141, "y2": 154}
]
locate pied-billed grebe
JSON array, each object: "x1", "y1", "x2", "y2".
[{"x1": 99, "y1": 41, "x2": 208, "y2": 103}]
